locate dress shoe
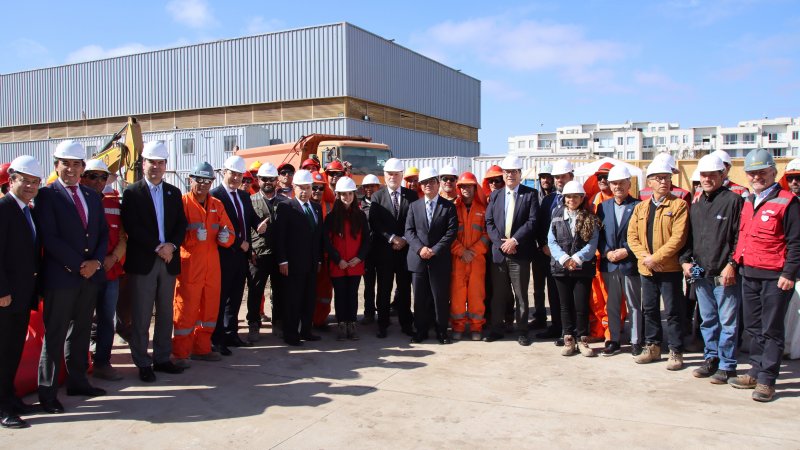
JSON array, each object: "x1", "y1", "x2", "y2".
[
  {"x1": 213, "y1": 344, "x2": 233, "y2": 356},
  {"x1": 11, "y1": 397, "x2": 36, "y2": 415},
  {"x1": 401, "y1": 326, "x2": 415, "y2": 337},
  {"x1": 92, "y1": 364, "x2": 123, "y2": 381},
  {"x1": 536, "y1": 327, "x2": 561, "y2": 339},
  {"x1": 518, "y1": 335, "x2": 532, "y2": 346},
  {"x1": 1, "y1": 413, "x2": 29, "y2": 429},
  {"x1": 226, "y1": 335, "x2": 253, "y2": 347},
  {"x1": 300, "y1": 333, "x2": 322, "y2": 342},
  {"x1": 410, "y1": 334, "x2": 427, "y2": 344},
  {"x1": 482, "y1": 332, "x2": 504, "y2": 342},
  {"x1": 66, "y1": 386, "x2": 106, "y2": 397},
  {"x1": 376, "y1": 328, "x2": 388, "y2": 339},
  {"x1": 437, "y1": 333, "x2": 452, "y2": 345},
  {"x1": 554, "y1": 337, "x2": 565, "y2": 347},
  {"x1": 39, "y1": 398, "x2": 65, "y2": 414},
  {"x1": 153, "y1": 361, "x2": 185, "y2": 374},
  {"x1": 139, "y1": 367, "x2": 156, "y2": 383},
  {"x1": 527, "y1": 319, "x2": 547, "y2": 330},
  {"x1": 284, "y1": 338, "x2": 303, "y2": 346}
]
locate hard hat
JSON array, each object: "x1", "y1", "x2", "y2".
[
  {"x1": 538, "y1": 163, "x2": 553, "y2": 175},
  {"x1": 84, "y1": 159, "x2": 109, "y2": 174},
  {"x1": 9, "y1": 155, "x2": 43, "y2": 179},
  {"x1": 190, "y1": 161, "x2": 215, "y2": 179},
  {"x1": 500, "y1": 155, "x2": 523, "y2": 170},
  {"x1": 711, "y1": 150, "x2": 732, "y2": 166},
  {"x1": 484, "y1": 165, "x2": 503, "y2": 178},
  {"x1": 142, "y1": 141, "x2": 169, "y2": 160},
  {"x1": 293, "y1": 169, "x2": 313, "y2": 185},
  {"x1": 257, "y1": 162, "x2": 278, "y2": 178},
  {"x1": 744, "y1": 148, "x2": 775, "y2": 172},
  {"x1": 419, "y1": 167, "x2": 438, "y2": 182},
  {"x1": 46, "y1": 171, "x2": 58, "y2": 185},
  {"x1": 301, "y1": 158, "x2": 320, "y2": 169},
  {"x1": 311, "y1": 171, "x2": 326, "y2": 184},
  {"x1": 242, "y1": 171, "x2": 254, "y2": 182},
  {"x1": 249, "y1": 161, "x2": 263, "y2": 172},
  {"x1": 551, "y1": 159, "x2": 574, "y2": 176},
  {"x1": 384, "y1": 158, "x2": 404, "y2": 172},
  {"x1": 456, "y1": 172, "x2": 478, "y2": 186},
  {"x1": 691, "y1": 168, "x2": 701, "y2": 182},
  {"x1": 562, "y1": 180, "x2": 585, "y2": 196},
  {"x1": 404, "y1": 166, "x2": 420, "y2": 180},
  {"x1": 325, "y1": 160, "x2": 345, "y2": 172},
  {"x1": 439, "y1": 165, "x2": 458, "y2": 177},
  {"x1": 607, "y1": 165, "x2": 632, "y2": 182},
  {"x1": 0, "y1": 163, "x2": 10, "y2": 186},
  {"x1": 653, "y1": 152, "x2": 679, "y2": 174},
  {"x1": 646, "y1": 160, "x2": 674, "y2": 177},
  {"x1": 53, "y1": 139, "x2": 86, "y2": 160},
  {"x1": 362, "y1": 174, "x2": 380, "y2": 185},
  {"x1": 277, "y1": 162, "x2": 295, "y2": 173},
  {"x1": 596, "y1": 162, "x2": 614, "y2": 174},
  {"x1": 697, "y1": 154, "x2": 725, "y2": 173},
  {"x1": 223, "y1": 155, "x2": 247, "y2": 173},
  {"x1": 785, "y1": 158, "x2": 800, "y2": 175},
  {"x1": 335, "y1": 177, "x2": 357, "y2": 192}
]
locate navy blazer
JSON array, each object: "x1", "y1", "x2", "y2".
[
  {"x1": 404, "y1": 197, "x2": 458, "y2": 273},
  {"x1": 33, "y1": 181, "x2": 108, "y2": 289},
  {"x1": 597, "y1": 195, "x2": 640, "y2": 275},
  {"x1": 211, "y1": 185, "x2": 260, "y2": 260},
  {"x1": 485, "y1": 184, "x2": 539, "y2": 263},
  {"x1": 0, "y1": 195, "x2": 40, "y2": 312},
  {"x1": 273, "y1": 198, "x2": 323, "y2": 275}
]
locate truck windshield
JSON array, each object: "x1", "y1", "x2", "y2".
[{"x1": 340, "y1": 146, "x2": 391, "y2": 175}]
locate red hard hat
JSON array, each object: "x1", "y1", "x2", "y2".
[
  {"x1": 325, "y1": 160, "x2": 345, "y2": 172},
  {"x1": 456, "y1": 172, "x2": 479, "y2": 186},
  {"x1": 301, "y1": 158, "x2": 320, "y2": 170},
  {"x1": 596, "y1": 162, "x2": 614, "y2": 174},
  {"x1": 311, "y1": 171, "x2": 326, "y2": 184},
  {"x1": 277, "y1": 163, "x2": 295, "y2": 172},
  {"x1": 484, "y1": 165, "x2": 503, "y2": 179},
  {"x1": 242, "y1": 171, "x2": 254, "y2": 181},
  {"x1": 0, "y1": 163, "x2": 10, "y2": 186}
]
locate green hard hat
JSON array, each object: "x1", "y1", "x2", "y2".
[
  {"x1": 190, "y1": 161, "x2": 215, "y2": 179},
  {"x1": 743, "y1": 148, "x2": 775, "y2": 172}
]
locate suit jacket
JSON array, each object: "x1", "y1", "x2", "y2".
[
  {"x1": 33, "y1": 181, "x2": 108, "y2": 289},
  {"x1": 368, "y1": 186, "x2": 419, "y2": 260},
  {"x1": 121, "y1": 179, "x2": 187, "y2": 276},
  {"x1": 211, "y1": 185, "x2": 260, "y2": 261},
  {"x1": 485, "y1": 184, "x2": 539, "y2": 263},
  {"x1": 0, "y1": 195, "x2": 39, "y2": 312},
  {"x1": 273, "y1": 198, "x2": 323, "y2": 275},
  {"x1": 405, "y1": 197, "x2": 458, "y2": 273},
  {"x1": 597, "y1": 195, "x2": 640, "y2": 275}
]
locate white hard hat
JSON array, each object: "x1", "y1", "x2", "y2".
[
  {"x1": 697, "y1": 154, "x2": 725, "y2": 173},
  {"x1": 539, "y1": 163, "x2": 553, "y2": 175},
  {"x1": 223, "y1": 155, "x2": 247, "y2": 173},
  {"x1": 9, "y1": 155, "x2": 43, "y2": 179},
  {"x1": 551, "y1": 159, "x2": 574, "y2": 176},
  {"x1": 293, "y1": 169, "x2": 313, "y2": 185},
  {"x1": 142, "y1": 141, "x2": 169, "y2": 160},
  {"x1": 335, "y1": 177, "x2": 357, "y2": 192},
  {"x1": 419, "y1": 167, "x2": 438, "y2": 182},
  {"x1": 711, "y1": 150, "x2": 732, "y2": 166},
  {"x1": 786, "y1": 158, "x2": 800, "y2": 174},
  {"x1": 384, "y1": 158, "x2": 404, "y2": 172},
  {"x1": 362, "y1": 174, "x2": 380, "y2": 185},
  {"x1": 646, "y1": 161, "x2": 674, "y2": 177},
  {"x1": 607, "y1": 165, "x2": 631, "y2": 182},
  {"x1": 53, "y1": 139, "x2": 86, "y2": 160},
  {"x1": 562, "y1": 180, "x2": 585, "y2": 196},
  {"x1": 691, "y1": 168, "x2": 701, "y2": 182},
  {"x1": 500, "y1": 155, "x2": 523, "y2": 170},
  {"x1": 257, "y1": 162, "x2": 278, "y2": 178},
  {"x1": 84, "y1": 159, "x2": 109, "y2": 173},
  {"x1": 439, "y1": 165, "x2": 458, "y2": 176},
  {"x1": 653, "y1": 152, "x2": 679, "y2": 174}
]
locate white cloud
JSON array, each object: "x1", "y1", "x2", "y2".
[
  {"x1": 633, "y1": 70, "x2": 687, "y2": 92},
  {"x1": 660, "y1": 0, "x2": 759, "y2": 26},
  {"x1": 166, "y1": 0, "x2": 216, "y2": 29},
  {"x1": 65, "y1": 39, "x2": 192, "y2": 64},
  {"x1": 482, "y1": 80, "x2": 526, "y2": 102},
  {"x1": 246, "y1": 16, "x2": 284, "y2": 35},
  {"x1": 9, "y1": 38, "x2": 48, "y2": 58}
]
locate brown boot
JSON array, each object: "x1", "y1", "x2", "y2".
[
  {"x1": 666, "y1": 350, "x2": 684, "y2": 371},
  {"x1": 752, "y1": 384, "x2": 776, "y2": 402},
  {"x1": 578, "y1": 337, "x2": 596, "y2": 357},
  {"x1": 561, "y1": 335, "x2": 577, "y2": 356},
  {"x1": 729, "y1": 374, "x2": 758, "y2": 389},
  {"x1": 634, "y1": 343, "x2": 661, "y2": 364}
]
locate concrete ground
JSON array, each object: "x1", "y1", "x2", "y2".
[{"x1": 3, "y1": 290, "x2": 799, "y2": 449}]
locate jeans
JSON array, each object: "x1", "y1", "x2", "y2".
[
  {"x1": 694, "y1": 277, "x2": 740, "y2": 370},
  {"x1": 94, "y1": 278, "x2": 120, "y2": 367},
  {"x1": 641, "y1": 272, "x2": 685, "y2": 352},
  {"x1": 332, "y1": 275, "x2": 361, "y2": 323}
]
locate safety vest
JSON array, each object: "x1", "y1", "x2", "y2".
[
  {"x1": 103, "y1": 193, "x2": 124, "y2": 280},
  {"x1": 734, "y1": 189, "x2": 794, "y2": 272}
]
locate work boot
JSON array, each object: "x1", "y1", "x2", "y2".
[
  {"x1": 451, "y1": 331, "x2": 463, "y2": 341},
  {"x1": 666, "y1": 350, "x2": 684, "y2": 371},
  {"x1": 752, "y1": 384, "x2": 776, "y2": 402},
  {"x1": 561, "y1": 335, "x2": 577, "y2": 356},
  {"x1": 248, "y1": 323, "x2": 261, "y2": 343},
  {"x1": 729, "y1": 374, "x2": 758, "y2": 389},
  {"x1": 347, "y1": 322, "x2": 360, "y2": 341},
  {"x1": 337, "y1": 323, "x2": 347, "y2": 341},
  {"x1": 692, "y1": 357, "x2": 719, "y2": 378},
  {"x1": 710, "y1": 369, "x2": 737, "y2": 385},
  {"x1": 173, "y1": 358, "x2": 191, "y2": 369},
  {"x1": 578, "y1": 337, "x2": 596, "y2": 357},
  {"x1": 191, "y1": 351, "x2": 222, "y2": 361},
  {"x1": 634, "y1": 343, "x2": 661, "y2": 364},
  {"x1": 92, "y1": 364, "x2": 123, "y2": 381}
]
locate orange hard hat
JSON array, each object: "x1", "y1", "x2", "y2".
[
  {"x1": 596, "y1": 162, "x2": 614, "y2": 174},
  {"x1": 484, "y1": 165, "x2": 503, "y2": 178},
  {"x1": 456, "y1": 172, "x2": 479, "y2": 186},
  {"x1": 0, "y1": 163, "x2": 10, "y2": 186},
  {"x1": 301, "y1": 158, "x2": 320, "y2": 170},
  {"x1": 311, "y1": 171, "x2": 326, "y2": 184},
  {"x1": 325, "y1": 160, "x2": 345, "y2": 172},
  {"x1": 249, "y1": 161, "x2": 263, "y2": 172}
]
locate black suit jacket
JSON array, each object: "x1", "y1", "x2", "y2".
[
  {"x1": 0, "y1": 195, "x2": 39, "y2": 313},
  {"x1": 405, "y1": 197, "x2": 458, "y2": 273},
  {"x1": 273, "y1": 198, "x2": 323, "y2": 275},
  {"x1": 121, "y1": 179, "x2": 187, "y2": 276},
  {"x1": 211, "y1": 185, "x2": 260, "y2": 261},
  {"x1": 485, "y1": 184, "x2": 539, "y2": 263},
  {"x1": 33, "y1": 181, "x2": 108, "y2": 289},
  {"x1": 368, "y1": 186, "x2": 418, "y2": 259}
]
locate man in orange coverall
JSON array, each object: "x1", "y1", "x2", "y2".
[
  {"x1": 172, "y1": 162, "x2": 235, "y2": 368},
  {"x1": 311, "y1": 170, "x2": 335, "y2": 327},
  {"x1": 450, "y1": 172, "x2": 491, "y2": 341}
]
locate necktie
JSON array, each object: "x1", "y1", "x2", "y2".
[
  {"x1": 231, "y1": 191, "x2": 245, "y2": 239},
  {"x1": 67, "y1": 185, "x2": 88, "y2": 229},
  {"x1": 426, "y1": 200, "x2": 434, "y2": 225},
  {"x1": 23, "y1": 205, "x2": 36, "y2": 241},
  {"x1": 505, "y1": 190, "x2": 516, "y2": 238},
  {"x1": 392, "y1": 191, "x2": 400, "y2": 218},
  {"x1": 303, "y1": 202, "x2": 316, "y2": 227}
]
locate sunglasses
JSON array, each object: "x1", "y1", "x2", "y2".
[
  {"x1": 193, "y1": 178, "x2": 213, "y2": 185},
  {"x1": 327, "y1": 171, "x2": 344, "y2": 178},
  {"x1": 243, "y1": 179, "x2": 253, "y2": 184},
  {"x1": 259, "y1": 177, "x2": 277, "y2": 183},
  {"x1": 311, "y1": 185, "x2": 325, "y2": 192},
  {"x1": 596, "y1": 175, "x2": 608, "y2": 181},
  {"x1": 787, "y1": 175, "x2": 800, "y2": 183},
  {"x1": 440, "y1": 176, "x2": 457, "y2": 183},
  {"x1": 487, "y1": 177, "x2": 504, "y2": 185},
  {"x1": 84, "y1": 173, "x2": 109, "y2": 181},
  {"x1": 420, "y1": 178, "x2": 438, "y2": 185},
  {"x1": 279, "y1": 170, "x2": 294, "y2": 176}
]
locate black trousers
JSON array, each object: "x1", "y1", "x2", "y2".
[
  {"x1": 412, "y1": 266, "x2": 451, "y2": 336},
  {"x1": 213, "y1": 252, "x2": 248, "y2": 344},
  {"x1": 375, "y1": 251, "x2": 413, "y2": 331},
  {"x1": 281, "y1": 269, "x2": 317, "y2": 341},
  {"x1": 554, "y1": 276, "x2": 592, "y2": 338},
  {"x1": 247, "y1": 254, "x2": 276, "y2": 325},
  {"x1": 641, "y1": 272, "x2": 685, "y2": 352},
  {"x1": 0, "y1": 309, "x2": 30, "y2": 412},
  {"x1": 489, "y1": 258, "x2": 531, "y2": 335},
  {"x1": 362, "y1": 257, "x2": 377, "y2": 317},
  {"x1": 533, "y1": 252, "x2": 561, "y2": 328},
  {"x1": 742, "y1": 275, "x2": 792, "y2": 386},
  {"x1": 332, "y1": 275, "x2": 360, "y2": 323}
]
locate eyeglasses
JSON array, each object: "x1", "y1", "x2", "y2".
[
  {"x1": 420, "y1": 178, "x2": 438, "y2": 185},
  {"x1": 311, "y1": 185, "x2": 325, "y2": 192},
  {"x1": 648, "y1": 175, "x2": 671, "y2": 183},
  {"x1": 279, "y1": 170, "x2": 294, "y2": 176},
  {"x1": 487, "y1": 178, "x2": 504, "y2": 185},
  {"x1": 326, "y1": 171, "x2": 344, "y2": 178},
  {"x1": 440, "y1": 176, "x2": 457, "y2": 183},
  {"x1": 259, "y1": 177, "x2": 277, "y2": 183},
  {"x1": 596, "y1": 175, "x2": 608, "y2": 181},
  {"x1": 193, "y1": 178, "x2": 213, "y2": 185},
  {"x1": 84, "y1": 173, "x2": 109, "y2": 181},
  {"x1": 787, "y1": 175, "x2": 800, "y2": 183}
]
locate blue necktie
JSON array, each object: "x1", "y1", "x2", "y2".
[{"x1": 23, "y1": 205, "x2": 36, "y2": 242}]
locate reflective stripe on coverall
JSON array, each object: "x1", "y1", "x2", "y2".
[{"x1": 450, "y1": 198, "x2": 490, "y2": 332}]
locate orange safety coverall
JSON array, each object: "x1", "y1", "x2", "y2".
[
  {"x1": 173, "y1": 193, "x2": 234, "y2": 359},
  {"x1": 450, "y1": 195, "x2": 490, "y2": 332},
  {"x1": 312, "y1": 196, "x2": 334, "y2": 326}
]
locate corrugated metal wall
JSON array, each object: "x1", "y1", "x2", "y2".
[
  {"x1": 471, "y1": 156, "x2": 593, "y2": 183},
  {"x1": 344, "y1": 120, "x2": 479, "y2": 158},
  {"x1": 396, "y1": 156, "x2": 473, "y2": 174}
]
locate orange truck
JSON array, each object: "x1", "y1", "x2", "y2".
[{"x1": 236, "y1": 134, "x2": 391, "y2": 185}]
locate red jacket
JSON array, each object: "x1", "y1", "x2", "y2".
[
  {"x1": 325, "y1": 216, "x2": 370, "y2": 278},
  {"x1": 103, "y1": 193, "x2": 125, "y2": 280}
]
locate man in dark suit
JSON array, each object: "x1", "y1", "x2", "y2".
[
  {"x1": 121, "y1": 141, "x2": 187, "y2": 383},
  {"x1": 368, "y1": 158, "x2": 419, "y2": 338},
  {"x1": 211, "y1": 155, "x2": 260, "y2": 352},
  {"x1": 405, "y1": 168, "x2": 458, "y2": 344},
  {"x1": 273, "y1": 170, "x2": 324, "y2": 346},
  {"x1": 33, "y1": 141, "x2": 109, "y2": 413},
  {"x1": 0, "y1": 156, "x2": 42, "y2": 428},
  {"x1": 484, "y1": 155, "x2": 539, "y2": 346}
]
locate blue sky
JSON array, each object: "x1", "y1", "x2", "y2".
[{"x1": 2, "y1": 0, "x2": 798, "y2": 154}]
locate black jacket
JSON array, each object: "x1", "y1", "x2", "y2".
[
  {"x1": 273, "y1": 198, "x2": 323, "y2": 274},
  {"x1": 211, "y1": 186, "x2": 260, "y2": 261},
  {"x1": 368, "y1": 186, "x2": 418, "y2": 260},
  {"x1": 680, "y1": 187, "x2": 743, "y2": 278},
  {"x1": 485, "y1": 184, "x2": 539, "y2": 263},
  {"x1": 0, "y1": 195, "x2": 39, "y2": 312},
  {"x1": 405, "y1": 196, "x2": 458, "y2": 273}
]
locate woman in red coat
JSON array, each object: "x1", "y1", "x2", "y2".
[{"x1": 324, "y1": 177, "x2": 370, "y2": 341}]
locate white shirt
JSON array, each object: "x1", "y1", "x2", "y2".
[
  {"x1": 296, "y1": 198, "x2": 317, "y2": 224},
  {"x1": 58, "y1": 177, "x2": 89, "y2": 222},
  {"x1": 504, "y1": 184, "x2": 520, "y2": 215}
]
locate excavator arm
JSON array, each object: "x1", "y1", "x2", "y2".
[{"x1": 92, "y1": 117, "x2": 143, "y2": 186}]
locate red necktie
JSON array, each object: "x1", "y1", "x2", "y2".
[{"x1": 67, "y1": 185, "x2": 88, "y2": 229}]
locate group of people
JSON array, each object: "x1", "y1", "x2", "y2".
[{"x1": 1, "y1": 142, "x2": 799, "y2": 429}]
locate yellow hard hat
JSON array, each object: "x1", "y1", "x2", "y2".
[
  {"x1": 249, "y1": 160, "x2": 263, "y2": 172},
  {"x1": 404, "y1": 166, "x2": 420, "y2": 180},
  {"x1": 46, "y1": 170, "x2": 59, "y2": 185}
]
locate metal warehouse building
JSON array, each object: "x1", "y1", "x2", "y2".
[{"x1": 0, "y1": 22, "x2": 481, "y2": 170}]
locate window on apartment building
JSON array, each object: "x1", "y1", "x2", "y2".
[
  {"x1": 508, "y1": 142, "x2": 515, "y2": 151},
  {"x1": 723, "y1": 134, "x2": 738, "y2": 145},
  {"x1": 768, "y1": 132, "x2": 785, "y2": 143},
  {"x1": 657, "y1": 136, "x2": 666, "y2": 146},
  {"x1": 772, "y1": 148, "x2": 785, "y2": 157},
  {"x1": 617, "y1": 137, "x2": 623, "y2": 146},
  {"x1": 742, "y1": 133, "x2": 755, "y2": 144},
  {"x1": 793, "y1": 131, "x2": 799, "y2": 140},
  {"x1": 181, "y1": 138, "x2": 194, "y2": 155},
  {"x1": 670, "y1": 136, "x2": 679, "y2": 144},
  {"x1": 643, "y1": 137, "x2": 654, "y2": 148},
  {"x1": 683, "y1": 135, "x2": 689, "y2": 144},
  {"x1": 224, "y1": 135, "x2": 238, "y2": 153},
  {"x1": 518, "y1": 141, "x2": 525, "y2": 149},
  {"x1": 529, "y1": 140, "x2": 535, "y2": 148},
  {"x1": 658, "y1": 126, "x2": 665, "y2": 132},
  {"x1": 561, "y1": 139, "x2": 574, "y2": 148},
  {"x1": 627, "y1": 136, "x2": 636, "y2": 145},
  {"x1": 790, "y1": 147, "x2": 799, "y2": 156},
  {"x1": 626, "y1": 151, "x2": 636, "y2": 160},
  {"x1": 538, "y1": 139, "x2": 553, "y2": 149},
  {"x1": 616, "y1": 152, "x2": 624, "y2": 159},
  {"x1": 576, "y1": 139, "x2": 588, "y2": 148},
  {"x1": 599, "y1": 137, "x2": 613, "y2": 148},
  {"x1": 642, "y1": 151, "x2": 654, "y2": 160}
]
